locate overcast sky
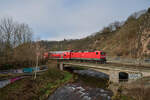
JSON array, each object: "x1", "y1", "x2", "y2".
[{"x1": 0, "y1": 0, "x2": 149, "y2": 41}]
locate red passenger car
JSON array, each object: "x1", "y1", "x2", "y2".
[
  {"x1": 45, "y1": 50, "x2": 106, "y2": 63},
  {"x1": 43, "y1": 52, "x2": 49, "y2": 59},
  {"x1": 49, "y1": 51, "x2": 71, "y2": 59}
]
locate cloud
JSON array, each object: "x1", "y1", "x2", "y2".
[{"x1": 0, "y1": 0, "x2": 149, "y2": 40}]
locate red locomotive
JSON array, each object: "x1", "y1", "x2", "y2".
[{"x1": 44, "y1": 50, "x2": 106, "y2": 63}]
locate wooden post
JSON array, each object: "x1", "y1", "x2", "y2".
[{"x1": 34, "y1": 53, "x2": 39, "y2": 80}]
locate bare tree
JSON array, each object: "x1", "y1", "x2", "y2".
[{"x1": 0, "y1": 17, "x2": 34, "y2": 69}]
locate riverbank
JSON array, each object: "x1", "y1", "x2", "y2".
[
  {"x1": 1, "y1": 63, "x2": 145, "y2": 100},
  {"x1": 0, "y1": 66, "x2": 73, "y2": 100}
]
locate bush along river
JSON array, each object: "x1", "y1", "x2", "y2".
[{"x1": 48, "y1": 66, "x2": 113, "y2": 100}]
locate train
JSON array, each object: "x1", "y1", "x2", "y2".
[{"x1": 44, "y1": 50, "x2": 106, "y2": 63}]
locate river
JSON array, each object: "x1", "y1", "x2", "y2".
[{"x1": 48, "y1": 66, "x2": 113, "y2": 100}]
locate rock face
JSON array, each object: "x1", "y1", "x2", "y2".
[
  {"x1": 141, "y1": 29, "x2": 150, "y2": 56},
  {"x1": 48, "y1": 83, "x2": 113, "y2": 100}
]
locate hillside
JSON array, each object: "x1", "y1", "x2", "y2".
[{"x1": 40, "y1": 8, "x2": 150, "y2": 58}]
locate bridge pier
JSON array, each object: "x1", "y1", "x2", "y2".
[
  {"x1": 57, "y1": 63, "x2": 64, "y2": 71},
  {"x1": 109, "y1": 71, "x2": 119, "y2": 83}
]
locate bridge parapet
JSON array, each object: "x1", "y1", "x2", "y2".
[{"x1": 57, "y1": 63, "x2": 64, "y2": 71}]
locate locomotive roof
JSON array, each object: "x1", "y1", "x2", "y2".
[
  {"x1": 71, "y1": 50, "x2": 102, "y2": 52},
  {"x1": 49, "y1": 50, "x2": 105, "y2": 54},
  {"x1": 49, "y1": 50, "x2": 71, "y2": 54}
]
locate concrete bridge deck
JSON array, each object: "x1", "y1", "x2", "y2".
[
  {"x1": 62, "y1": 62, "x2": 150, "y2": 72},
  {"x1": 56, "y1": 61, "x2": 150, "y2": 83}
]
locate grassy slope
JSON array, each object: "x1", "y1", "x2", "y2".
[{"x1": 0, "y1": 66, "x2": 73, "y2": 100}]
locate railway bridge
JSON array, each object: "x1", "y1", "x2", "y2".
[{"x1": 57, "y1": 61, "x2": 150, "y2": 83}]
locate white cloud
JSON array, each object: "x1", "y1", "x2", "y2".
[
  {"x1": 43, "y1": 31, "x2": 94, "y2": 41},
  {"x1": 0, "y1": 0, "x2": 149, "y2": 40}
]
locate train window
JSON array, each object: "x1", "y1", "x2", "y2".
[
  {"x1": 64, "y1": 54, "x2": 66, "y2": 56},
  {"x1": 101, "y1": 52, "x2": 105, "y2": 55},
  {"x1": 96, "y1": 52, "x2": 98, "y2": 55}
]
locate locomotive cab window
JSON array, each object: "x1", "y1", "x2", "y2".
[
  {"x1": 101, "y1": 52, "x2": 105, "y2": 55},
  {"x1": 64, "y1": 54, "x2": 66, "y2": 56},
  {"x1": 96, "y1": 52, "x2": 98, "y2": 55}
]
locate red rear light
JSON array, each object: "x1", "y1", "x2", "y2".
[{"x1": 43, "y1": 53, "x2": 49, "y2": 59}]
